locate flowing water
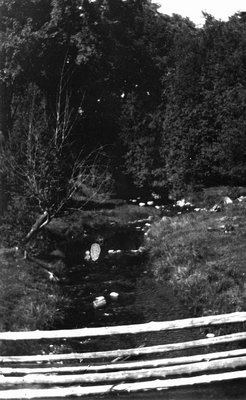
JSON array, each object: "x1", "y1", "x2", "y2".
[
  {"x1": 48, "y1": 208, "x2": 246, "y2": 399},
  {"x1": 3, "y1": 204, "x2": 243, "y2": 399}
]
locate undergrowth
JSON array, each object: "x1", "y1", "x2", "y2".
[
  {"x1": 0, "y1": 251, "x2": 70, "y2": 355},
  {"x1": 144, "y1": 202, "x2": 246, "y2": 317}
]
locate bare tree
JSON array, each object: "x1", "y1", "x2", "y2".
[{"x1": 2, "y1": 66, "x2": 113, "y2": 241}]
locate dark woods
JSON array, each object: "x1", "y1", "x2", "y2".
[{"x1": 0, "y1": 0, "x2": 246, "y2": 215}]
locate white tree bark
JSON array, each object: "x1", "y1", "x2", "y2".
[
  {"x1": 0, "y1": 312, "x2": 245, "y2": 340},
  {"x1": 0, "y1": 370, "x2": 246, "y2": 398}
]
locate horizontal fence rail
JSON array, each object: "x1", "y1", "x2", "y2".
[
  {"x1": 2, "y1": 348, "x2": 246, "y2": 375},
  {"x1": 1, "y1": 331, "x2": 246, "y2": 363},
  {"x1": 2, "y1": 356, "x2": 246, "y2": 385},
  {"x1": 0, "y1": 312, "x2": 245, "y2": 341},
  {"x1": 0, "y1": 312, "x2": 246, "y2": 399},
  {"x1": 1, "y1": 371, "x2": 246, "y2": 399}
]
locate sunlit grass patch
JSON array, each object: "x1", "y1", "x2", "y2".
[{"x1": 144, "y1": 203, "x2": 246, "y2": 316}]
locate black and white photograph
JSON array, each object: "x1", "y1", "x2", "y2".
[{"x1": 0, "y1": 1, "x2": 246, "y2": 398}]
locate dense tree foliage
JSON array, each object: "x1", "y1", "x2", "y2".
[{"x1": 0, "y1": 0, "x2": 246, "y2": 211}]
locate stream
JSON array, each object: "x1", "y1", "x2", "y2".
[
  {"x1": 45, "y1": 204, "x2": 246, "y2": 399},
  {"x1": 56, "y1": 216, "x2": 150, "y2": 353}
]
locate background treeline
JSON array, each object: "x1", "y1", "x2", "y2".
[{"x1": 1, "y1": 0, "x2": 246, "y2": 215}]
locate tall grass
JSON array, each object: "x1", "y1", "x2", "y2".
[
  {"x1": 0, "y1": 254, "x2": 69, "y2": 330},
  {"x1": 0, "y1": 249, "x2": 71, "y2": 355},
  {"x1": 144, "y1": 203, "x2": 246, "y2": 317}
]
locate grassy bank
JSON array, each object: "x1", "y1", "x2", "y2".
[
  {"x1": 0, "y1": 196, "x2": 70, "y2": 339},
  {"x1": 142, "y1": 202, "x2": 246, "y2": 318},
  {"x1": 0, "y1": 203, "x2": 159, "y2": 341},
  {"x1": 0, "y1": 250, "x2": 71, "y2": 356}
]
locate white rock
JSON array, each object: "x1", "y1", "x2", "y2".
[
  {"x1": 206, "y1": 333, "x2": 215, "y2": 338},
  {"x1": 152, "y1": 193, "x2": 160, "y2": 199},
  {"x1": 237, "y1": 196, "x2": 246, "y2": 202},
  {"x1": 139, "y1": 202, "x2": 145, "y2": 207},
  {"x1": 147, "y1": 200, "x2": 154, "y2": 206},
  {"x1": 93, "y1": 296, "x2": 106, "y2": 309},
  {"x1": 84, "y1": 250, "x2": 91, "y2": 261},
  {"x1": 176, "y1": 198, "x2": 186, "y2": 207},
  {"x1": 177, "y1": 199, "x2": 193, "y2": 207},
  {"x1": 210, "y1": 204, "x2": 221, "y2": 212},
  {"x1": 223, "y1": 196, "x2": 233, "y2": 204},
  {"x1": 155, "y1": 205, "x2": 160, "y2": 209},
  {"x1": 90, "y1": 243, "x2": 101, "y2": 261},
  {"x1": 110, "y1": 292, "x2": 119, "y2": 300}
]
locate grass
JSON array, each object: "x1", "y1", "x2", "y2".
[
  {"x1": 0, "y1": 195, "x2": 71, "y2": 354},
  {"x1": 0, "y1": 249, "x2": 71, "y2": 355},
  {"x1": 143, "y1": 202, "x2": 246, "y2": 317},
  {"x1": 1, "y1": 191, "x2": 246, "y2": 354},
  {"x1": 0, "y1": 203, "x2": 158, "y2": 345}
]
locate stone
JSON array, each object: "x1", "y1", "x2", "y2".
[
  {"x1": 210, "y1": 204, "x2": 221, "y2": 212},
  {"x1": 110, "y1": 292, "x2": 119, "y2": 301},
  {"x1": 237, "y1": 196, "x2": 246, "y2": 202},
  {"x1": 222, "y1": 196, "x2": 233, "y2": 204},
  {"x1": 93, "y1": 296, "x2": 106, "y2": 309},
  {"x1": 90, "y1": 243, "x2": 101, "y2": 261},
  {"x1": 84, "y1": 250, "x2": 91, "y2": 261}
]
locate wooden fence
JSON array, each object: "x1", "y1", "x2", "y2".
[{"x1": 0, "y1": 312, "x2": 246, "y2": 399}]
